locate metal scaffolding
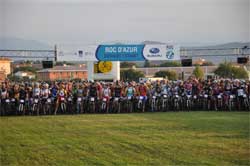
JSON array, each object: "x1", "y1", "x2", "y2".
[
  {"x1": 0, "y1": 46, "x2": 249, "y2": 61},
  {"x1": 180, "y1": 47, "x2": 250, "y2": 58},
  {"x1": 0, "y1": 45, "x2": 57, "y2": 61}
]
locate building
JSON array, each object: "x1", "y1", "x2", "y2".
[
  {"x1": 180, "y1": 43, "x2": 250, "y2": 65},
  {"x1": 0, "y1": 71, "x2": 6, "y2": 82},
  {"x1": 14, "y1": 71, "x2": 36, "y2": 79},
  {"x1": 122, "y1": 66, "x2": 218, "y2": 80},
  {"x1": 12, "y1": 62, "x2": 43, "y2": 70},
  {"x1": 37, "y1": 65, "x2": 88, "y2": 81},
  {"x1": 0, "y1": 58, "x2": 12, "y2": 76}
]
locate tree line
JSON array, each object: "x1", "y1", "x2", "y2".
[{"x1": 121, "y1": 62, "x2": 249, "y2": 81}]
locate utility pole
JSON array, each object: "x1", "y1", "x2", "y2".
[{"x1": 54, "y1": 45, "x2": 58, "y2": 62}]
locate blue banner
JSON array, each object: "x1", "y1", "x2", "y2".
[{"x1": 96, "y1": 45, "x2": 145, "y2": 61}]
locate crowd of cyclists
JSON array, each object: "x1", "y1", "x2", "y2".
[{"x1": 0, "y1": 77, "x2": 249, "y2": 116}]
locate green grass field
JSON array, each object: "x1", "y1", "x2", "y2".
[{"x1": 0, "y1": 112, "x2": 249, "y2": 166}]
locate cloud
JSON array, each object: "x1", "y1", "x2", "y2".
[{"x1": 1, "y1": 0, "x2": 249, "y2": 45}]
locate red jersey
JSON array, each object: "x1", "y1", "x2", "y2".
[{"x1": 138, "y1": 85, "x2": 147, "y2": 96}]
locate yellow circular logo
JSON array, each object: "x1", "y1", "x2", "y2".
[{"x1": 98, "y1": 61, "x2": 112, "y2": 73}]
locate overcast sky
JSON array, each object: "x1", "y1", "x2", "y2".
[{"x1": 0, "y1": 0, "x2": 249, "y2": 46}]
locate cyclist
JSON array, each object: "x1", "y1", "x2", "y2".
[
  {"x1": 212, "y1": 81, "x2": 221, "y2": 111},
  {"x1": 96, "y1": 81, "x2": 103, "y2": 100},
  {"x1": 236, "y1": 81, "x2": 246, "y2": 110},
  {"x1": 192, "y1": 80, "x2": 200, "y2": 97},
  {"x1": 137, "y1": 82, "x2": 148, "y2": 112},
  {"x1": 12, "y1": 84, "x2": 20, "y2": 113},
  {"x1": 0, "y1": 83, "x2": 9, "y2": 115},
  {"x1": 102, "y1": 83, "x2": 111, "y2": 113},
  {"x1": 247, "y1": 81, "x2": 250, "y2": 97},
  {"x1": 88, "y1": 81, "x2": 98, "y2": 100},
  {"x1": 76, "y1": 83, "x2": 84, "y2": 114},
  {"x1": 186, "y1": 79, "x2": 193, "y2": 93},
  {"x1": 50, "y1": 82, "x2": 58, "y2": 103},
  {"x1": 87, "y1": 81, "x2": 98, "y2": 113},
  {"x1": 161, "y1": 80, "x2": 170, "y2": 96},
  {"x1": 124, "y1": 82, "x2": 136, "y2": 112},
  {"x1": 26, "y1": 85, "x2": 33, "y2": 114},
  {"x1": 54, "y1": 83, "x2": 67, "y2": 115},
  {"x1": 77, "y1": 84, "x2": 84, "y2": 98},
  {"x1": 153, "y1": 81, "x2": 162, "y2": 97},
  {"x1": 33, "y1": 83, "x2": 41, "y2": 98},
  {"x1": 125, "y1": 82, "x2": 136, "y2": 99},
  {"x1": 41, "y1": 83, "x2": 50, "y2": 103},
  {"x1": 113, "y1": 81, "x2": 122, "y2": 98},
  {"x1": 18, "y1": 84, "x2": 27, "y2": 114}
]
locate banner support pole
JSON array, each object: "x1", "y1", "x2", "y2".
[{"x1": 87, "y1": 61, "x2": 94, "y2": 81}]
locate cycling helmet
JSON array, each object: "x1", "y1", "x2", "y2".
[
  {"x1": 45, "y1": 83, "x2": 49, "y2": 88},
  {"x1": 35, "y1": 82, "x2": 39, "y2": 87}
]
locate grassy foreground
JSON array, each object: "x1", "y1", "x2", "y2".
[{"x1": 0, "y1": 112, "x2": 249, "y2": 166}]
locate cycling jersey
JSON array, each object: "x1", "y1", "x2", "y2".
[
  {"x1": 77, "y1": 89, "x2": 84, "y2": 97},
  {"x1": 41, "y1": 89, "x2": 50, "y2": 98},
  {"x1": 51, "y1": 87, "x2": 57, "y2": 98},
  {"x1": 161, "y1": 85, "x2": 169, "y2": 95},
  {"x1": 212, "y1": 87, "x2": 220, "y2": 96},
  {"x1": 127, "y1": 87, "x2": 134, "y2": 97},
  {"x1": 223, "y1": 85, "x2": 231, "y2": 94},
  {"x1": 192, "y1": 85, "x2": 199, "y2": 95},
  {"x1": 174, "y1": 86, "x2": 180, "y2": 95},
  {"x1": 8, "y1": 89, "x2": 14, "y2": 98},
  {"x1": 14, "y1": 89, "x2": 19, "y2": 99},
  {"x1": 72, "y1": 87, "x2": 77, "y2": 94},
  {"x1": 58, "y1": 89, "x2": 66, "y2": 96},
  {"x1": 19, "y1": 89, "x2": 26, "y2": 99},
  {"x1": 28, "y1": 90, "x2": 33, "y2": 98},
  {"x1": 84, "y1": 86, "x2": 89, "y2": 97},
  {"x1": 138, "y1": 85, "x2": 147, "y2": 96},
  {"x1": 155, "y1": 86, "x2": 161, "y2": 94},
  {"x1": 114, "y1": 86, "x2": 122, "y2": 97},
  {"x1": 66, "y1": 83, "x2": 73, "y2": 93},
  {"x1": 179, "y1": 86, "x2": 185, "y2": 95},
  {"x1": 103, "y1": 88, "x2": 110, "y2": 97},
  {"x1": 185, "y1": 83, "x2": 192, "y2": 91},
  {"x1": 33, "y1": 88, "x2": 40, "y2": 97},
  {"x1": 162, "y1": 88, "x2": 168, "y2": 95},
  {"x1": 1, "y1": 89, "x2": 8, "y2": 99},
  {"x1": 237, "y1": 88, "x2": 244, "y2": 96},
  {"x1": 58, "y1": 89, "x2": 66, "y2": 101},
  {"x1": 89, "y1": 86, "x2": 97, "y2": 97}
]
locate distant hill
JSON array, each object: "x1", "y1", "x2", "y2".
[
  {"x1": 142, "y1": 41, "x2": 166, "y2": 44},
  {"x1": 1, "y1": 38, "x2": 248, "y2": 50},
  {"x1": 0, "y1": 37, "x2": 53, "y2": 50},
  {"x1": 1, "y1": 38, "x2": 248, "y2": 64},
  {"x1": 182, "y1": 42, "x2": 250, "y2": 49},
  {"x1": 101, "y1": 40, "x2": 167, "y2": 45}
]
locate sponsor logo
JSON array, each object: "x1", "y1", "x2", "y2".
[
  {"x1": 146, "y1": 47, "x2": 162, "y2": 57},
  {"x1": 78, "y1": 50, "x2": 83, "y2": 57},
  {"x1": 149, "y1": 48, "x2": 160, "y2": 54},
  {"x1": 166, "y1": 50, "x2": 174, "y2": 59}
]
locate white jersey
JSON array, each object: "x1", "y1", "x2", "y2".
[
  {"x1": 161, "y1": 86, "x2": 169, "y2": 95},
  {"x1": 33, "y1": 88, "x2": 40, "y2": 97},
  {"x1": 103, "y1": 88, "x2": 110, "y2": 97},
  {"x1": 41, "y1": 88, "x2": 50, "y2": 98},
  {"x1": 1, "y1": 89, "x2": 7, "y2": 98},
  {"x1": 237, "y1": 89, "x2": 244, "y2": 96}
]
